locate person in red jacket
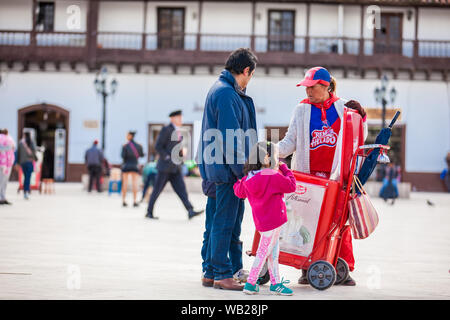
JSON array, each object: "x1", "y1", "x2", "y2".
[{"x1": 234, "y1": 141, "x2": 296, "y2": 295}]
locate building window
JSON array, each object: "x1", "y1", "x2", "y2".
[
  {"x1": 35, "y1": 2, "x2": 55, "y2": 32},
  {"x1": 374, "y1": 13, "x2": 403, "y2": 55},
  {"x1": 268, "y1": 10, "x2": 295, "y2": 52},
  {"x1": 157, "y1": 8, "x2": 185, "y2": 49}
]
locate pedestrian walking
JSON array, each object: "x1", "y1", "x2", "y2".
[
  {"x1": 146, "y1": 110, "x2": 203, "y2": 219},
  {"x1": 85, "y1": 140, "x2": 104, "y2": 193},
  {"x1": 121, "y1": 131, "x2": 144, "y2": 207},
  {"x1": 16, "y1": 131, "x2": 37, "y2": 199},
  {"x1": 0, "y1": 129, "x2": 15, "y2": 205},
  {"x1": 40, "y1": 141, "x2": 55, "y2": 194},
  {"x1": 197, "y1": 48, "x2": 258, "y2": 291},
  {"x1": 234, "y1": 142, "x2": 296, "y2": 296},
  {"x1": 379, "y1": 162, "x2": 399, "y2": 204}
]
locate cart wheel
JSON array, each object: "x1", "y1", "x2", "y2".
[
  {"x1": 334, "y1": 257, "x2": 350, "y2": 285},
  {"x1": 307, "y1": 260, "x2": 336, "y2": 291},
  {"x1": 257, "y1": 262, "x2": 270, "y2": 285}
]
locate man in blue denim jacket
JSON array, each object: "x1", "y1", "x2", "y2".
[{"x1": 197, "y1": 48, "x2": 258, "y2": 290}]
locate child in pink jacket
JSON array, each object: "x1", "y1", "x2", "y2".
[{"x1": 233, "y1": 141, "x2": 296, "y2": 295}]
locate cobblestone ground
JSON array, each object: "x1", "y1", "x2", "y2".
[{"x1": 0, "y1": 182, "x2": 449, "y2": 299}]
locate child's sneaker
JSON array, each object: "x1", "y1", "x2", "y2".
[
  {"x1": 243, "y1": 282, "x2": 259, "y2": 295},
  {"x1": 270, "y1": 279, "x2": 293, "y2": 296}
]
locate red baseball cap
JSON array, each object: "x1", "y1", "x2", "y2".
[{"x1": 296, "y1": 67, "x2": 331, "y2": 87}]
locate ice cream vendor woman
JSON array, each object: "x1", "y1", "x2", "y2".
[{"x1": 277, "y1": 66, "x2": 368, "y2": 286}]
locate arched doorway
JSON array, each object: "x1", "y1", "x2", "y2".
[{"x1": 17, "y1": 104, "x2": 70, "y2": 182}]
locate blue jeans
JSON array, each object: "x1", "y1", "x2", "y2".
[
  {"x1": 21, "y1": 162, "x2": 34, "y2": 192},
  {"x1": 201, "y1": 196, "x2": 216, "y2": 276},
  {"x1": 206, "y1": 183, "x2": 245, "y2": 280}
]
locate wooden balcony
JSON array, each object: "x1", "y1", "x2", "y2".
[{"x1": 1, "y1": 30, "x2": 449, "y2": 78}]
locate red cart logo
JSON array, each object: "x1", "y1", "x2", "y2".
[
  {"x1": 310, "y1": 127, "x2": 338, "y2": 150},
  {"x1": 295, "y1": 184, "x2": 307, "y2": 195}
]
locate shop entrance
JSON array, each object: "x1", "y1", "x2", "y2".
[{"x1": 17, "y1": 104, "x2": 69, "y2": 182}]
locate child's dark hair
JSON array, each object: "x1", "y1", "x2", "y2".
[{"x1": 243, "y1": 141, "x2": 275, "y2": 176}]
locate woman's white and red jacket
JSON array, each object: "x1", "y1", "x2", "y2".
[{"x1": 277, "y1": 98, "x2": 368, "y2": 181}]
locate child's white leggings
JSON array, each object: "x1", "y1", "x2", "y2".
[{"x1": 247, "y1": 226, "x2": 282, "y2": 286}]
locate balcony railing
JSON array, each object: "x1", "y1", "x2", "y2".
[
  {"x1": 1, "y1": 30, "x2": 449, "y2": 70},
  {"x1": 0, "y1": 31, "x2": 30, "y2": 46},
  {"x1": 93, "y1": 32, "x2": 450, "y2": 58},
  {"x1": 0, "y1": 30, "x2": 86, "y2": 47},
  {"x1": 418, "y1": 40, "x2": 450, "y2": 57}
]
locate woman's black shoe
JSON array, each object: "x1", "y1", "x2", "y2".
[
  {"x1": 298, "y1": 269, "x2": 309, "y2": 284},
  {"x1": 341, "y1": 275, "x2": 356, "y2": 286}
]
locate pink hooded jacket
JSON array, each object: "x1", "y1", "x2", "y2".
[{"x1": 233, "y1": 162, "x2": 296, "y2": 232}]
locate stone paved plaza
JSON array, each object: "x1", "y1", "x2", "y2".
[{"x1": 0, "y1": 182, "x2": 449, "y2": 300}]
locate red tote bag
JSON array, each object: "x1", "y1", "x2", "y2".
[{"x1": 347, "y1": 176, "x2": 379, "y2": 239}]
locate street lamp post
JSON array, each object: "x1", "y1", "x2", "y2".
[
  {"x1": 374, "y1": 74, "x2": 397, "y2": 128},
  {"x1": 94, "y1": 67, "x2": 118, "y2": 152}
]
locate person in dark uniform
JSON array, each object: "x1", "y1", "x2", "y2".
[{"x1": 146, "y1": 110, "x2": 204, "y2": 220}]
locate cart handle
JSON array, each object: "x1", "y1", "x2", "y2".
[{"x1": 358, "y1": 144, "x2": 390, "y2": 150}]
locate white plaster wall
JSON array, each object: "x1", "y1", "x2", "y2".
[
  {"x1": 308, "y1": 4, "x2": 361, "y2": 38},
  {"x1": 418, "y1": 8, "x2": 450, "y2": 41},
  {"x1": 0, "y1": 71, "x2": 449, "y2": 173},
  {"x1": 309, "y1": 4, "x2": 339, "y2": 37},
  {"x1": 343, "y1": 5, "x2": 361, "y2": 38},
  {"x1": 0, "y1": 0, "x2": 32, "y2": 31},
  {"x1": 54, "y1": 0, "x2": 88, "y2": 32},
  {"x1": 201, "y1": 2, "x2": 252, "y2": 35},
  {"x1": 98, "y1": 1, "x2": 145, "y2": 33}
]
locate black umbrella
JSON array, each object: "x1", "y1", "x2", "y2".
[{"x1": 357, "y1": 111, "x2": 400, "y2": 185}]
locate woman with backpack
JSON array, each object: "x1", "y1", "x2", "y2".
[{"x1": 16, "y1": 131, "x2": 38, "y2": 200}]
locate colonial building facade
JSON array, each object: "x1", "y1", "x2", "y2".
[{"x1": 0, "y1": 0, "x2": 449, "y2": 190}]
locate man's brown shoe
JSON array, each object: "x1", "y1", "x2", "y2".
[
  {"x1": 213, "y1": 278, "x2": 244, "y2": 291},
  {"x1": 201, "y1": 277, "x2": 214, "y2": 287}
]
